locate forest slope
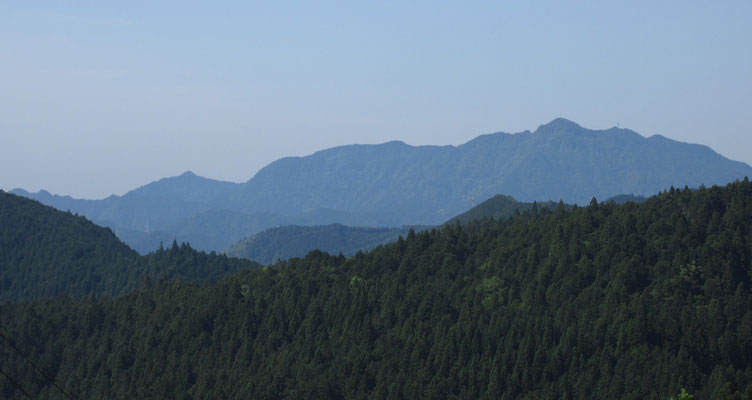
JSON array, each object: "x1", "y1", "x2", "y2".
[
  {"x1": 0, "y1": 190, "x2": 258, "y2": 301},
  {"x1": 225, "y1": 224, "x2": 420, "y2": 264},
  {"x1": 2, "y1": 180, "x2": 752, "y2": 398},
  {"x1": 226, "y1": 195, "x2": 549, "y2": 264}
]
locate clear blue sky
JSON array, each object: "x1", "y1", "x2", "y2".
[{"x1": 2, "y1": 1, "x2": 751, "y2": 198}]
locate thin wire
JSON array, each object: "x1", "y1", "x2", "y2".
[
  {"x1": 0, "y1": 365, "x2": 34, "y2": 400},
  {"x1": 0, "y1": 331, "x2": 75, "y2": 400}
]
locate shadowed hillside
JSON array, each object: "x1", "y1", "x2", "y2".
[
  {"x1": 2, "y1": 180, "x2": 752, "y2": 398},
  {"x1": 0, "y1": 190, "x2": 258, "y2": 301}
]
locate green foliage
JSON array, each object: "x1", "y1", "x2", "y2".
[
  {"x1": 225, "y1": 193, "x2": 550, "y2": 265},
  {"x1": 0, "y1": 191, "x2": 259, "y2": 301},
  {"x1": 2, "y1": 180, "x2": 752, "y2": 398},
  {"x1": 669, "y1": 388, "x2": 694, "y2": 400},
  {"x1": 445, "y1": 194, "x2": 560, "y2": 225},
  {"x1": 0, "y1": 190, "x2": 139, "y2": 301}
]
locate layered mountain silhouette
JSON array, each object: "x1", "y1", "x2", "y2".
[
  {"x1": 225, "y1": 192, "x2": 650, "y2": 265},
  {"x1": 0, "y1": 190, "x2": 257, "y2": 301},
  {"x1": 4, "y1": 180, "x2": 752, "y2": 398},
  {"x1": 227, "y1": 195, "x2": 563, "y2": 264},
  {"x1": 13, "y1": 118, "x2": 752, "y2": 253},
  {"x1": 225, "y1": 224, "x2": 420, "y2": 265}
]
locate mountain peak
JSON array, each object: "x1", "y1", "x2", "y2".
[
  {"x1": 178, "y1": 171, "x2": 197, "y2": 178},
  {"x1": 384, "y1": 140, "x2": 407, "y2": 146},
  {"x1": 535, "y1": 118, "x2": 583, "y2": 134}
]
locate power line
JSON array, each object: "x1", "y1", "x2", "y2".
[
  {"x1": 0, "y1": 331, "x2": 75, "y2": 400},
  {"x1": 0, "y1": 365, "x2": 34, "y2": 400}
]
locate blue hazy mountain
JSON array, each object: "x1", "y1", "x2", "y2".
[
  {"x1": 224, "y1": 195, "x2": 547, "y2": 264},
  {"x1": 234, "y1": 118, "x2": 750, "y2": 223},
  {"x1": 12, "y1": 119, "x2": 752, "y2": 252},
  {"x1": 605, "y1": 193, "x2": 648, "y2": 204},
  {"x1": 114, "y1": 208, "x2": 387, "y2": 254},
  {"x1": 12, "y1": 171, "x2": 240, "y2": 233},
  {"x1": 224, "y1": 224, "x2": 422, "y2": 265}
]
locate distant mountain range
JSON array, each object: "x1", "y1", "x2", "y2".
[{"x1": 12, "y1": 118, "x2": 752, "y2": 253}]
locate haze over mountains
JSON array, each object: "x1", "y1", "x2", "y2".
[
  {"x1": 225, "y1": 224, "x2": 419, "y2": 265},
  {"x1": 12, "y1": 118, "x2": 752, "y2": 253},
  {"x1": 3, "y1": 120, "x2": 752, "y2": 398},
  {"x1": 227, "y1": 195, "x2": 565, "y2": 264}
]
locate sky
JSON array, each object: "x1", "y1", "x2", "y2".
[{"x1": 1, "y1": 1, "x2": 751, "y2": 199}]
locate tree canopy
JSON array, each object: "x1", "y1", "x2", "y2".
[{"x1": 2, "y1": 180, "x2": 752, "y2": 398}]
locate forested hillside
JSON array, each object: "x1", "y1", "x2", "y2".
[
  {"x1": 226, "y1": 195, "x2": 551, "y2": 264},
  {"x1": 225, "y1": 224, "x2": 420, "y2": 264},
  {"x1": 0, "y1": 190, "x2": 140, "y2": 301},
  {"x1": 445, "y1": 194, "x2": 559, "y2": 225},
  {"x1": 2, "y1": 180, "x2": 751, "y2": 399},
  {"x1": 225, "y1": 196, "x2": 553, "y2": 264},
  {"x1": 0, "y1": 191, "x2": 258, "y2": 301}
]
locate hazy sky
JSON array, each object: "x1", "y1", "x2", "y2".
[{"x1": 2, "y1": 1, "x2": 751, "y2": 199}]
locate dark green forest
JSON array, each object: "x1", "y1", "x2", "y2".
[
  {"x1": 2, "y1": 181, "x2": 752, "y2": 398},
  {"x1": 0, "y1": 190, "x2": 258, "y2": 301}
]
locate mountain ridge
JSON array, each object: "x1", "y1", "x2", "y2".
[{"x1": 12, "y1": 118, "x2": 752, "y2": 253}]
